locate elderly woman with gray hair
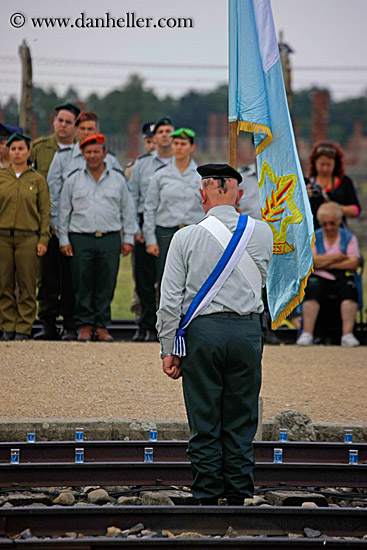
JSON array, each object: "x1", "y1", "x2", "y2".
[{"x1": 296, "y1": 201, "x2": 360, "y2": 348}]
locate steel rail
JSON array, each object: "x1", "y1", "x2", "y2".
[
  {"x1": 1, "y1": 441, "x2": 366, "y2": 465},
  {"x1": 1, "y1": 506, "x2": 367, "y2": 538},
  {"x1": 0, "y1": 461, "x2": 366, "y2": 488},
  {"x1": 1, "y1": 537, "x2": 367, "y2": 548}
]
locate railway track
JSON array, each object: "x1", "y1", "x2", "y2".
[
  {"x1": 1, "y1": 505, "x2": 367, "y2": 545},
  {"x1": 1, "y1": 440, "x2": 366, "y2": 464},
  {"x1": 1, "y1": 460, "x2": 366, "y2": 488},
  {"x1": 1, "y1": 442, "x2": 366, "y2": 546},
  {"x1": 1, "y1": 441, "x2": 366, "y2": 488}
]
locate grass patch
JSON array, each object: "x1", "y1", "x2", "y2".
[{"x1": 111, "y1": 256, "x2": 134, "y2": 319}]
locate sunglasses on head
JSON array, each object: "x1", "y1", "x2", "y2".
[{"x1": 316, "y1": 146, "x2": 336, "y2": 156}]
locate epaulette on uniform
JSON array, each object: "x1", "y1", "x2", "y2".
[
  {"x1": 57, "y1": 146, "x2": 73, "y2": 153},
  {"x1": 66, "y1": 167, "x2": 81, "y2": 178},
  {"x1": 107, "y1": 150, "x2": 116, "y2": 157},
  {"x1": 112, "y1": 167, "x2": 126, "y2": 177},
  {"x1": 137, "y1": 152, "x2": 152, "y2": 161},
  {"x1": 154, "y1": 163, "x2": 168, "y2": 173},
  {"x1": 32, "y1": 136, "x2": 47, "y2": 146}
]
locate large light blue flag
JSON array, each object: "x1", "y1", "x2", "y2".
[{"x1": 229, "y1": 0, "x2": 314, "y2": 328}]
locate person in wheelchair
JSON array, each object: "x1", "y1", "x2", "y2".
[{"x1": 297, "y1": 201, "x2": 361, "y2": 347}]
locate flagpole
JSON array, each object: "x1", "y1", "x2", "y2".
[{"x1": 229, "y1": 120, "x2": 238, "y2": 169}]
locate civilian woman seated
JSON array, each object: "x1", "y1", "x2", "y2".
[{"x1": 296, "y1": 202, "x2": 360, "y2": 348}]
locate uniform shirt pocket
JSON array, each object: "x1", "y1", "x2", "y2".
[
  {"x1": 72, "y1": 189, "x2": 89, "y2": 210},
  {"x1": 103, "y1": 186, "x2": 121, "y2": 211}
]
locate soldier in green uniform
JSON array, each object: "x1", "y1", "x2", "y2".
[
  {"x1": 157, "y1": 164, "x2": 273, "y2": 505},
  {"x1": 30, "y1": 102, "x2": 80, "y2": 341},
  {"x1": 0, "y1": 133, "x2": 51, "y2": 341}
]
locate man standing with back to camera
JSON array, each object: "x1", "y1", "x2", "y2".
[{"x1": 157, "y1": 164, "x2": 273, "y2": 505}]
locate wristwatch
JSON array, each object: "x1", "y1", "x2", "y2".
[{"x1": 160, "y1": 351, "x2": 172, "y2": 359}]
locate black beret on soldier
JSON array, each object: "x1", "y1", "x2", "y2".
[
  {"x1": 153, "y1": 116, "x2": 173, "y2": 134},
  {"x1": 197, "y1": 163, "x2": 242, "y2": 184},
  {"x1": 55, "y1": 102, "x2": 81, "y2": 119},
  {"x1": 142, "y1": 122, "x2": 155, "y2": 139}
]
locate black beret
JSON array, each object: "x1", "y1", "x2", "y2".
[
  {"x1": 153, "y1": 116, "x2": 173, "y2": 134},
  {"x1": 6, "y1": 132, "x2": 31, "y2": 147},
  {"x1": 55, "y1": 102, "x2": 81, "y2": 119},
  {"x1": 0, "y1": 123, "x2": 23, "y2": 139},
  {"x1": 142, "y1": 121, "x2": 155, "y2": 138},
  {"x1": 197, "y1": 163, "x2": 242, "y2": 183}
]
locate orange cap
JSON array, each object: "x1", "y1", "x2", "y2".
[{"x1": 80, "y1": 134, "x2": 105, "y2": 149}]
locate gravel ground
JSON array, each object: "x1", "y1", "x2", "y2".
[{"x1": 0, "y1": 341, "x2": 366, "y2": 423}]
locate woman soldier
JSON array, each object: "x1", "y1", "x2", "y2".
[{"x1": 0, "y1": 133, "x2": 50, "y2": 340}]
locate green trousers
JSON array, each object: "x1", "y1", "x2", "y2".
[
  {"x1": 181, "y1": 314, "x2": 263, "y2": 501},
  {"x1": 0, "y1": 234, "x2": 39, "y2": 335},
  {"x1": 69, "y1": 232, "x2": 121, "y2": 327},
  {"x1": 37, "y1": 233, "x2": 75, "y2": 328},
  {"x1": 134, "y1": 214, "x2": 158, "y2": 330},
  {"x1": 155, "y1": 225, "x2": 179, "y2": 287}
]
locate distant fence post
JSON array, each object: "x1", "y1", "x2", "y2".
[{"x1": 18, "y1": 40, "x2": 33, "y2": 136}]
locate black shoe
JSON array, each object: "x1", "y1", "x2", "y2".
[
  {"x1": 14, "y1": 333, "x2": 31, "y2": 341},
  {"x1": 264, "y1": 330, "x2": 280, "y2": 345},
  {"x1": 60, "y1": 328, "x2": 77, "y2": 341},
  {"x1": 132, "y1": 328, "x2": 146, "y2": 342},
  {"x1": 226, "y1": 496, "x2": 244, "y2": 506},
  {"x1": 33, "y1": 322, "x2": 59, "y2": 340},
  {"x1": 0, "y1": 331, "x2": 15, "y2": 341},
  {"x1": 145, "y1": 329, "x2": 159, "y2": 342},
  {"x1": 199, "y1": 496, "x2": 219, "y2": 506}
]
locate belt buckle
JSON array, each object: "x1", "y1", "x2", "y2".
[{"x1": 95, "y1": 231, "x2": 103, "y2": 237}]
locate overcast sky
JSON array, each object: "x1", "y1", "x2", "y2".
[{"x1": 1, "y1": 0, "x2": 366, "y2": 104}]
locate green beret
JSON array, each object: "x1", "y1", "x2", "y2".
[{"x1": 170, "y1": 128, "x2": 196, "y2": 139}]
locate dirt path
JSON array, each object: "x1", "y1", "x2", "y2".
[{"x1": 0, "y1": 342, "x2": 366, "y2": 423}]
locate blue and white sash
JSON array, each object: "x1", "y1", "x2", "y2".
[{"x1": 173, "y1": 214, "x2": 255, "y2": 357}]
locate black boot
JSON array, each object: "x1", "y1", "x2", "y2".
[
  {"x1": 60, "y1": 327, "x2": 77, "y2": 341},
  {"x1": 14, "y1": 333, "x2": 31, "y2": 341},
  {"x1": 33, "y1": 319, "x2": 59, "y2": 340},
  {"x1": 0, "y1": 331, "x2": 15, "y2": 341},
  {"x1": 132, "y1": 328, "x2": 146, "y2": 342}
]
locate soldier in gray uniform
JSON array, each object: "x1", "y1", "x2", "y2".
[
  {"x1": 157, "y1": 164, "x2": 273, "y2": 505},
  {"x1": 143, "y1": 128, "x2": 204, "y2": 286},
  {"x1": 39, "y1": 112, "x2": 123, "y2": 340},
  {"x1": 58, "y1": 135, "x2": 137, "y2": 342},
  {"x1": 129, "y1": 116, "x2": 174, "y2": 342}
]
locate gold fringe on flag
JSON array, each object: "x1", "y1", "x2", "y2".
[
  {"x1": 237, "y1": 120, "x2": 272, "y2": 155},
  {"x1": 271, "y1": 232, "x2": 315, "y2": 329}
]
